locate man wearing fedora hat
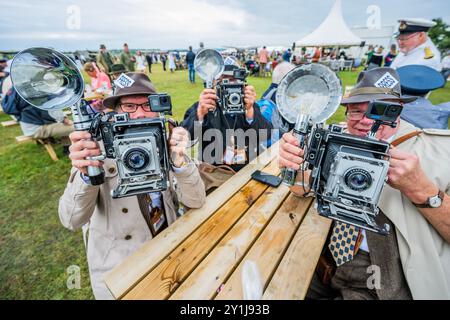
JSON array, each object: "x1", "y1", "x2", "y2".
[
  {"x1": 391, "y1": 18, "x2": 442, "y2": 71},
  {"x1": 59, "y1": 72, "x2": 206, "y2": 299},
  {"x1": 279, "y1": 67, "x2": 450, "y2": 299}
]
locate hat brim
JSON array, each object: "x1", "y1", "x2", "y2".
[
  {"x1": 341, "y1": 93, "x2": 417, "y2": 104},
  {"x1": 102, "y1": 91, "x2": 154, "y2": 109},
  {"x1": 109, "y1": 70, "x2": 126, "y2": 75}
]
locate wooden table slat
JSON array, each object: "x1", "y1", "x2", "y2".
[
  {"x1": 122, "y1": 161, "x2": 280, "y2": 300},
  {"x1": 215, "y1": 195, "x2": 314, "y2": 300},
  {"x1": 104, "y1": 142, "x2": 279, "y2": 299},
  {"x1": 169, "y1": 182, "x2": 290, "y2": 300},
  {"x1": 262, "y1": 205, "x2": 332, "y2": 300}
]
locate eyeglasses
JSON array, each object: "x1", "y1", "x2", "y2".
[
  {"x1": 345, "y1": 110, "x2": 367, "y2": 121},
  {"x1": 395, "y1": 33, "x2": 419, "y2": 41},
  {"x1": 119, "y1": 102, "x2": 152, "y2": 113}
]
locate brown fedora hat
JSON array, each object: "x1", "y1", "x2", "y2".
[
  {"x1": 341, "y1": 67, "x2": 417, "y2": 104},
  {"x1": 103, "y1": 72, "x2": 157, "y2": 108}
]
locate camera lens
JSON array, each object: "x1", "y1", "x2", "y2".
[
  {"x1": 160, "y1": 96, "x2": 168, "y2": 105},
  {"x1": 228, "y1": 93, "x2": 241, "y2": 105},
  {"x1": 344, "y1": 168, "x2": 372, "y2": 192},
  {"x1": 123, "y1": 148, "x2": 150, "y2": 171},
  {"x1": 386, "y1": 106, "x2": 400, "y2": 117}
]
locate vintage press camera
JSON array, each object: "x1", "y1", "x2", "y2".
[
  {"x1": 304, "y1": 101, "x2": 403, "y2": 234},
  {"x1": 91, "y1": 93, "x2": 173, "y2": 198},
  {"x1": 10, "y1": 47, "x2": 175, "y2": 199},
  {"x1": 216, "y1": 68, "x2": 248, "y2": 115}
]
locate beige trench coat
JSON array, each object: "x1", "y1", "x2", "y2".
[
  {"x1": 58, "y1": 159, "x2": 206, "y2": 299},
  {"x1": 379, "y1": 120, "x2": 450, "y2": 299}
]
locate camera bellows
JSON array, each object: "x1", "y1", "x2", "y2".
[{"x1": 328, "y1": 222, "x2": 360, "y2": 267}]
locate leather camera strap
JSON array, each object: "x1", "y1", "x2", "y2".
[{"x1": 391, "y1": 130, "x2": 422, "y2": 147}]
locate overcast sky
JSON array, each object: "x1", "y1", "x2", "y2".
[{"x1": 1, "y1": 0, "x2": 449, "y2": 51}]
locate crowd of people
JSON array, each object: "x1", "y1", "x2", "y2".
[{"x1": 0, "y1": 17, "x2": 449, "y2": 300}]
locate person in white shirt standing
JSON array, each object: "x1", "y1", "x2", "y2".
[{"x1": 390, "y1": 18, "x2": 442, "y2": 71}]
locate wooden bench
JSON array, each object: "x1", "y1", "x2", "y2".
[
  {"x1": 15, "y1": 135, "x2": 59, "y2": 161},
  {"x1": 1, "y1": 120, "x2": 18, "y2": 127},
  {"x1": 104, "y1": 142, "x2": 332, "y2": 300}
]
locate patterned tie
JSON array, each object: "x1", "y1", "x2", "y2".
[
  {"x1": 328, "y1": 222, "x2": 360, "y2": 267},
  {"x1": 137, "y1": 193, "x2": 168, "y2": 237}
]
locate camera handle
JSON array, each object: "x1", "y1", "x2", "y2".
[
  {"x1": 368, "y1": 119, "x2": 398, "y2": 139},
  {"x1": 282, "y1": 114, "x2": 312, "y2": 186},
  {"x1": 71, "y1": 101, "x2": 105, "y2": 186},
  {"x1": 205, "y1": 77, "x2": 218, "y2": 116}
]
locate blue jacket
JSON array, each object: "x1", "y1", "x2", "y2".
[
  {"x1": 1, "y1": 88, "x2": 56, "y2": 125},
  {"x1": 186, "y1": 51, "x2": 195, "y2": 64},
  {"x1": 400, "y1": 97, "x2": 450, "y2": 130}
]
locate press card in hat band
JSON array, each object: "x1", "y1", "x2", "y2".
[
  {"x1": 114, "y1": 73, "x2": 135, "y2": 89},
  {"x1": 375, "y1": 72, "x2": 399, "y2": 89}
]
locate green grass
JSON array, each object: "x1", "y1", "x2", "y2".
[{"x1": 0, "y1": 63, "x2": 449, "y2": 299}]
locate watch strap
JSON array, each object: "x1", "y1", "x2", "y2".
[{"x1": 413, "y1": 190, "x2": 445, "y2": 208}]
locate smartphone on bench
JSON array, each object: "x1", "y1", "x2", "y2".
[{"x1": 251, "y1": 170, "x2": 282, "y2": 188}]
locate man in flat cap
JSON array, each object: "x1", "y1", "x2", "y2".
[{"x1": 391, "y1": 18, "x2": 442, "y2": 71}]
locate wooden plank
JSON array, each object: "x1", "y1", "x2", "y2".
[
  {"x1": 122, "y1": 162, "x2": 280, "y2": 300},
  {"x1": 262, "y1": 205, "x2": 332, "y2": 300},
  {"x1": 15, "y1": 135, "x2": 34, "y2": 144},
  {"x1": 41, "y1": 142, "x2": 59, "y2": 161},
  {"x1": 1, "y1": 120, "x2": 18, "y2": 127},
  {"x1": 215, "y1": 195, "x2": 313, "y2": 300},
  {"x1": 104, "y1": 142, "x2": 280, "y2": 299},
  {"x1": 168, "y1": 182, "x2": 291, "y2": 300}
]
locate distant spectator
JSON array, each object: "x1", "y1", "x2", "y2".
[
  {"x1": 367, "y1": 46, "x2": 384, "y2": 70},
  {"x1": 258, "y1": 46, "x2": 270, "y2": 77},
  {"x1": 384, "y1": 44, "x2": 398, "y2": 67},
  {"x1": 145, "y1": 52, "x2": 153, "y2": 74},
  {"x1": 96, "y1": 44, "x2": 115, "y2": 74},
  {"x1": 311, "y1": 47, "x2": 321, "y2": 63},
  {"x1": 84, "y1": 62, "x2": 111, "y2": 91},
  {"x1": 161, "y1": 53, "x2": 167, "y2": 71},
  {"x1": 120, "y1": 43, "x2": 136, "y2": 72},
  {"x1": 186, "y1": 46, "x2": 196, "y2": 83},
  {"x1": 365, "y1": 45, "x2": 375, "y2": 65},
  {"x1": 135, "y1": 51, "x2": 146, "y2": 73},
  {"x1": 282, "y1": 48, "x2": 292, "y2": 62},
  {"x1": 168, "y1": 52, "x2": 176, "y2": 73},
  {"x1": 339, "y1": 50, "x2": 348, "y2": 60},
  {"x1": 83, "y1": 62, "x2": 112, "y2": 112}
]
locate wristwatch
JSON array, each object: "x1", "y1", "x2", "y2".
[{"x1": 413, "y1": 190, "x2": 445, "y2": 208}]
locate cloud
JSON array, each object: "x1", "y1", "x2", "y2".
[{"x1": 0, "y1": 0, "x2": 449, "y2": 51}]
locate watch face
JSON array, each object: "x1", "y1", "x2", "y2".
[{"x1": 429, "y1": 196, "x2": 442, "y2": 208}]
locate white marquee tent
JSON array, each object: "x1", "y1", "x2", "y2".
[{"x1": 295, "y1": 0, "x2": 362, "y2": 47}]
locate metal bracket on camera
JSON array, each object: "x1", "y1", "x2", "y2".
[
  {"x1": 368, "y1": 119, "x2": 398, "y2": 139},
  {"x1": 316, "y1": 196, "x2": 390, "y2": 235}
]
